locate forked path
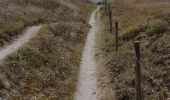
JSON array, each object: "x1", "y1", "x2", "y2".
[
  {"x1": 0, "y1": 25, "x2": 42, "y2": 62},
  {"x1": 75, "y1": 7, "x2": 100, "y2": 100}
]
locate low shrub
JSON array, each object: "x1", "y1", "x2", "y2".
[{"x1": 146, "y1": 20, "x2": 168, "y2": 36}]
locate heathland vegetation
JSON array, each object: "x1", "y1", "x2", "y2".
[
  {"x1": 96, "y1": 0, "x2": 170, "y2": 99},
  {"x1": 0, "y1": 0, "x2": 93, "y2": 99}
]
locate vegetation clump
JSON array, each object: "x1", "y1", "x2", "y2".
[{"x1": 146, "y1": 20, "x2": 168, "y2": 36}]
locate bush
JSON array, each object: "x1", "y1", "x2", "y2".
[
  {"x1": 121, "y1": 24, "x2": 147, "y2": 41},
  {"x1": 146, "y1": 20, "x2": 168, "y2": 36}
]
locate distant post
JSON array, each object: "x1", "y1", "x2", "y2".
[
  {"x1": 109, "y1": 10, "x2": 112, "y2": 33},
  {"x1": 104, "y1": 0, "x2": 107, "y2": 16},
  {"x1": 108, "y1": 3, "x2": 111, "y2": 15},
  {"x1": 115, "y1": 21, "x2": 118, "y2": 52},
  {"x1": 134, "y1": 41, "x2": 141, "y2": 100}
]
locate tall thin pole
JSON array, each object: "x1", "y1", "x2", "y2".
[
  {"x1": 105, "y1": 0, "x2": 107, "y2": 16},
  {"x1": 109, "y1": 10, "x2": 112, "y2": 33},
  {"x1": 134, "y1": 41, "x2": 141, "y2": 100},
  {"x1": 115, "y1": 22, "x2": 118, "y2": 52}
]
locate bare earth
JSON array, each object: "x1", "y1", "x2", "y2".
[
  {"x1": 0, "y1": 25, "x2": 42, "y2": 62},
  {"x1": 75, "y1": 7, "x2": 100, "y2": 100}
]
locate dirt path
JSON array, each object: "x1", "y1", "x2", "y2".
[
  {"x1": 0, "y1": 25, "x2": 42, "y2": 62},
  {"x1": 75, "y1": 6, "x2": 100, "y2": 100}
]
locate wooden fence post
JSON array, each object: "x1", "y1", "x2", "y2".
[
  {"x1": 109, "y1": 10, "x2": 112, "y2": 33},
  {"x1": 134, "y1": 41, "x2": 141, "y2": 100},
  {"x1": 104, "y1": 0, "x2": 107, "y2": 16},
  {"x1": 108, "y1": 3, "x2": 111, "y2": 16},
  {"x1": 115, "y1": 21, "x2": 118, "y2": 52}
]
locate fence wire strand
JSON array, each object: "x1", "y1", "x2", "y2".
[
  {"x1": 134, "y1": 52, "x2": 170, "y2": 95},
  {"x1": 114, "y1": 38, "x2": 169, "y2": 95}
]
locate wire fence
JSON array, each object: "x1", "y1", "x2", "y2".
[
  {"x1": 118, "y1": 38, "x2": 170, "y2": 97},
  {"x1": 133, "y1": 47, "x2": 170, "y2": 96},
  {"x1": 103, "y1": 1, "x2": 170, "y2": 98}
]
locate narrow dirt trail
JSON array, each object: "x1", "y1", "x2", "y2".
[
  {"x1": 75, "y1": 6, "x2": 100, "y2": 100},
  {"x1": 0, "y1": 25, "x2": 42, "y2": 62}
]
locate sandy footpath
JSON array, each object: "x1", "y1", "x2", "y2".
[
  {"x1": 0, "y1": 25, "x2": 42, "y2": 62},
  {"x1": 75, "y1": 6, "x2": 100, "y2": 100}
]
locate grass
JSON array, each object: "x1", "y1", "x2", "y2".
[
  {"x1": 1, "y1": 22, "x2": 88, "y2": 99},
  {"x1": 0, "y1": 0, "x2": 93, "y2": 99},
  {"x1": 146, "y1": 19, "x2": 168, "y2": 36},
  {"x1": 0, "y1": 0, "x2": 91, "y2": 46},
  {"x1": 96, "y1": 0, "x2": 170, "y2": 99}
]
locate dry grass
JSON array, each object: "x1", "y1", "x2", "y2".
[
  {"x1": 0, "y1": 22, "x2": 89, "y2": 99},
  {"x1": 0, "y1": 0, "x2": 91, "y2": 46},
  {"x1": 96, "y1": 0, "x2": 170, "y2": 99},
  {"x1": 0, "y1": 0, "x2": 93, "y2": 99},
  {"x1": 95, "y1": 10, "x2": 117, "y2": 100},
  {"x1": 4, "y1": 23, "x2": 87, "y2": 99}
]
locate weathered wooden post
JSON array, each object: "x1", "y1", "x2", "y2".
[
  {"x1": 134, "y1": 41, "x2": 141, "y2": 100},
  {"x1": 104, "y1": 0, "x2": 107, "y2": 16},
  {"x1": 115, "y1": 21, "x2": 118, "y2": 52},
  {"x1": 108, "y1": 3, "x2": 111, "y2": 16},
  {"x1": 109, "y1": 10, "x2": 112, "y2": 33}
]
